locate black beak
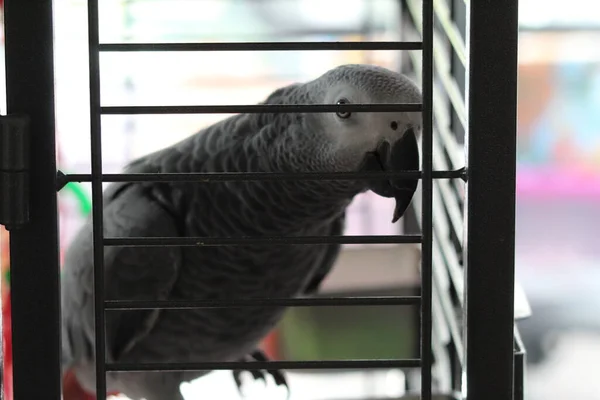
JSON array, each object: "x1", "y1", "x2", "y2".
[{"x1": 362, "y1": 129, "x2": 420, "y2": 223}]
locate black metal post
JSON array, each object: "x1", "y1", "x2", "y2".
[
  {"x1": 464, "y1": 1, "x2": 519, "y2": 399},
  {"x1": 87, "y1": 0, "x2": 108, "y2": 398},
  {"x1": 3, "y1": 0, "x2": 62, "y2": 399},
  {"x1": 421, "y1": 0, "x2": 434, "y2": 399}
]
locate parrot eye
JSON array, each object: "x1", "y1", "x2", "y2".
[{"x1": 335, "y1": 98, "x2": 352, "y2": 119}]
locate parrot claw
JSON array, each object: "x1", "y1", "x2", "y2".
[{"x1": 232, "y1": 350, "x2": 290, "y2": 399}]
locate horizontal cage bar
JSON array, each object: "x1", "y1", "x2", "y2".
[
  {"x1": 60, "y1": 168, "x2": 465, "y2": 185},
  {"x1": 103, "y1": 235, "x2": 422, "y2": 247},
  {"x1": 99, "y1": 41, "x2": 424, "y2": 52},
  {"x1": 101, "y1": 103, "x2": 423, "y2": 115},
  {"x1": 106, "y1": 359, "x2": 422, "y2": 372},
  {"x1": 105, "y1": 296, "x2": 421, "y2": 310}
]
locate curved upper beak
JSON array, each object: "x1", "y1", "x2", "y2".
[{"x1": 362, "y1": 129, "x2": 420, "y2": 223}]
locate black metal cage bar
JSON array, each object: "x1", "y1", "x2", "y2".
[
  {"x1": 87, "y1": 0, "x2": 108, "y2": 398},
  {"x1": 3, "y1": 0, "x2": 62, "y2": 399},
  {"x1": 59, "y1": 168, "x2": 465, "y2": 186},
  {"x1": 99, "y1": 41, "x2": 424, "y2": 52},
  {"x1": 101, "y1": 103, "x2": 423, "y2": 115},
  {"x1": 105, "y1": 296, "x2": 422, "y2": 310},
  {"x1": 464, "y1": 1, "x2": 519, "y2": 399},
  {"x1": 420, "y1": 0, "x2": 435, "y2": 399},
  {"x1": 107, "y1": 359, "x2": 422, "y2": 373}
]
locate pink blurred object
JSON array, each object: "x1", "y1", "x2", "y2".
[
  {"x1": 517, "y1": 166, "x2": 600, "y2": 199},
  {"x1": 3, "y1": 293, "x2": 12, "y2": 400}
]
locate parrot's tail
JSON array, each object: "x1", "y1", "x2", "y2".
[{"x1": 62, "y1": 368, "x2": 121, "y2": 400}]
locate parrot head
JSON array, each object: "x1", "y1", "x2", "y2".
[{"x1": 309, "y1": 64, "x2": 422, "y2": 223}]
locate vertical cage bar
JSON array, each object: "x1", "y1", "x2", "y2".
[
  {"x1": 3, "y1": 0, "x2": 62, "y2": 398},
  {"x1": 87, "y1": 0, "x2": 107, "y2": 398},
  {"x1": 513, "y1": 330, "x2": 526, "y2": 400},
  {"x1": 463, "y1": 0, "x2": 519, "y2": 399},
  {"x1": 421, "y1": 0, "x2": 434, "y2": 398},
  {"x1": 513, "y1": 349, "x2": 525, "y2": 400}
]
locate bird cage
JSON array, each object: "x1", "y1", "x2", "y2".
[{"x1": 0, "y1": 1, "x2": 526, "y2": 399}]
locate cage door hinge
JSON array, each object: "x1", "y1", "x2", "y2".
[{"x1": 0, "y1": 115, "x2": 31, "y2": 231}]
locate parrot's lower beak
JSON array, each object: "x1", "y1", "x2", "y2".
[{"x1": 362, "y1": 129, "x2": 420, "y2": 223}]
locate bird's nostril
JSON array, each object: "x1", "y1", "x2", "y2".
[{"x1": 390, "y1": 121, "x2": 398, "y2": 131}]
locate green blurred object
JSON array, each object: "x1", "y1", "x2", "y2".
[
  {"x1": 278, "y1": 288, "x2": 419, "y2": 362},
  {"x1": 64, "y1": 182, "x2": 92, "y2": 216}
]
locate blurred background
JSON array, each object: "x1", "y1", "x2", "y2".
[{"x1": 0, "y1": 0, "x2": 599, "y2": 399}]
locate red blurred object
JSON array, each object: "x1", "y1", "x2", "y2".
[
  {"x1": 63, "y1": 368, "x2": 121, "y2": 400},
  {"x1": 3, "y1": 293, "x2": 13, "y2": 400},
  {"x1": 62, "y1": 369, "x2": 96, "y2": 400},
  {"x1": 261, "y1": 329, "x2": 281, "y2": 360}
]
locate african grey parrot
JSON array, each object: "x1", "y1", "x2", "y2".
[{"x1": 60, "y1": 64, "x2": 422, "y2": 400}]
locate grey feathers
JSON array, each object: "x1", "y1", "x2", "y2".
[{"x1": 60, "y1": 64, "x2": 421, "y2": 400}]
